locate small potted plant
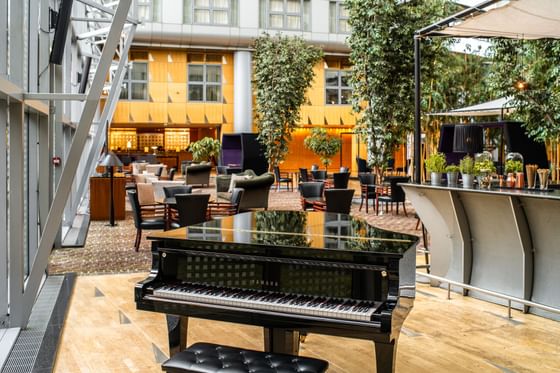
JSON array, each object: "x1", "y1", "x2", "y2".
[
  {"x1": 445, "y1": 164, "x2": 460, "y2": 186},
  {"x1": 459, "y1": 155, "x2": 475, "y2": 188},
  {"x1": 474, "y1": 158, "x2": 496, "y2": 189},
  {"x1": 505, "y1": 159, "x2": 524, "y2": 188},
  {"x1": 425, "y1": 152, "x2": 447, "y2": 185}
]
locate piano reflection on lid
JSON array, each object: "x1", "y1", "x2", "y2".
[{"x1": 135, "y1": 211, "x2": 418, "y2": 373}]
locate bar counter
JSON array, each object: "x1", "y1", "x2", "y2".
[{"x1": 401, "y1": 183, "x2": 560, "y2": 320}]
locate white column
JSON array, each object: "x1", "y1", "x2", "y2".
[{"x1": 233, "y1": 50, "x2": 253, "y2": 134}]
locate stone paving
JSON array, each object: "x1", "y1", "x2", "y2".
[{"x1": 48, "y1": 181, "x2": 423, "y2": 275}]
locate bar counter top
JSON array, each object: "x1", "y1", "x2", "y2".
[{"x1": 400, "y1": 182, "x2": 560, "y2": 200}]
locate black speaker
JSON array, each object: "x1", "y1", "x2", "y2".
[
  {"x1": 49, "y1": 0, "x2": 74, "y2": 65},
  {"x1": 78, "y1": 56, "x2": 92, "y2": 93}
]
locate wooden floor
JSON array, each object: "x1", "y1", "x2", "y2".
[{"x1": 53, "y1": 272, "x2": 560, "y2": 373}]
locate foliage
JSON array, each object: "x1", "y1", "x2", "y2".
[
  {"x1": 303, "y1": 128, "x2": 342, "y2": 168},
  {"x1": 445, "y1": 165, "x2": 460, "y2": 173},
  {"x1": 459, "y1": 155, "x2": 475, "y2": 175},
  {"x1": 488, "y1": 39, "x2": 560, "y2": 142},
  {"x1": 505, "y1": 159, "x2": 524, "y2": 174},
  {"x1": 346, "y1": 0, "x2": 454, "y2": 171},
  {"x1": 253, "y1": 33, "x2": 323, "y2": 169},
  {"x1": 254, "y1": 211, "x2": 308, "y2": 247},
  {"x1": 189, "y1": 137, "x2": 221, "y2": 162},
  {"x1": 474, "y1": 159, "x2": 496, "y2": 175},
  {"x1": 425, "y1": 152, "x2": 447, "y2": 173}
]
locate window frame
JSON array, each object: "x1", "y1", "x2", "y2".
[
  {"x1": 187, "y1": 63, "x2": 223, "y2": 103},
  {"x1": 187, "y1": 0, "x2": 234, "y2": 26},
  {"x1": 329, "y1": 1, "x2": 350, "y2": 34},
  {"x1": 325, "y1": 69, "x2": 351, "y2": 106},
  {"x1": 264, "y1": 0, "x2": 309, "y2": 31},
  {"x1": 119, "y1": 61, "x2": 149, "y2": 101}
]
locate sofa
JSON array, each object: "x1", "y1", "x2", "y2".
[
  {"x1": 184, "y1": 162, "x2": 212, "y2": 186},
  {"x1": 216, "y1": 170, "x2": 274, "y2": 211}
]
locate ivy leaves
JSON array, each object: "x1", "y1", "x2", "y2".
[{"x1": 253, "y1": 34, "x2": 323, "y2": 168}]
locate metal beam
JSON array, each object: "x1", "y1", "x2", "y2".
[
  {"x1": 76, "y1": 26, "x2": 111, "y2": 40},
  {"x1": 413, "y1": 37, "x2": 421, "y2": 184},
  {"x1": 8, "y1": 103, "x2": 25, "y2": 327},
  {"x1": 0, "y1": 101, "x2": 8, "y2": 327},
  {"x1": 71, "y1": 16, "x2": 113, "y2": 23},
  {"x1": 23, "y1": 93, "x2": 87, "y2": 101},
  {"x1": 76, "y1": 0, "x2": 139, "y2": 24},
  {"x1": 19, "y1": 0, "x2": 133, "y2": 328},
  {"x1": 71, "y1": 24, "x2": 135, "y2": 228}
]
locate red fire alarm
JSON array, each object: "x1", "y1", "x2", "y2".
[{"x1": 52, "y1": 156, "x2": 61, "y2": 166}]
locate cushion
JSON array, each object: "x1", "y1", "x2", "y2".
[{"x1": 228, "y1": 174, "x2": 252, "y2": 193}]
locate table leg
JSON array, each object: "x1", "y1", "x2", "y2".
[{"x1": 263, "y1": 327, "x2": 300, "y2": 355}]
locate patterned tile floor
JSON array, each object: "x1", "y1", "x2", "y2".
[{"x1": 48, "y1": 180, "x2": 422, "y2": 275}]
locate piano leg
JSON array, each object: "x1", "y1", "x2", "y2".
[
  {"x1": 167, "y1": 315, "x2": 188, "y2": 356},
  {"x1": 374, "y1": 341, "x2": 396, "y2": 373},
  {"x1": 263, "y1": 328, "x2": 300, "y2": 355}
]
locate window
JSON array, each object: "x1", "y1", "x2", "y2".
[
  {"x1": 136, "y1": 0, "x2": 160, "y2": 22},
  {"x1": 183, "y1": 0, "x2": 238, "y2": 25},
  {"x1": 137, "y1": 0, "x2": 161, "y2": 22},
  {"x1": 188, "y1": 64, "x2": 222, "y2": 102},
  {"x1": 260, "y1": 0, "x2": 310, "y2": 31},
  {"x1": 329, "y1": 1, "x2": 350, "y2": 33},
  {"x1": 120, "y1": 62, "x2": 148, "y2": 101},
  {"x1": 325, "y1": 70, "x2": 351, "y2": 105}
]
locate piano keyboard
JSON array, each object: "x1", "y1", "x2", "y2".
[{"x1": 152, "y1": 283, "x2": 380, "y2": 321}]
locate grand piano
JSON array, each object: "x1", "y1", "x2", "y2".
[{"x1": 136, "y1": 211, "x2": 418, "y2": 372}]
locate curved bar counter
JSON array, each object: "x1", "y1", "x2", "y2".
[{"x1": 401, "y1": 184, "x2": 560, "y2": 320}]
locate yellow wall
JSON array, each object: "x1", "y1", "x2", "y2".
[{"x1": 109, "y1": 50, "x2": 373, "y2": 171}]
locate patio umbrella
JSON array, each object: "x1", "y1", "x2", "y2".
[{"x1": 429, "y1": 97, "x2": 514, "y2": 117}]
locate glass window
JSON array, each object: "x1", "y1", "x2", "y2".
[
  {"x1": 119, "y1": 62, "x2": 148, "y2": 101},
  {"x1": 137, "y1": 0, "x2": 161, "y2": 22},
  {"x1": 188, "y1": 64, "x2": 222, "y2": 102},
  {"x1": 187, "y1": 0, "x2": 233, "y2": 25},
  {"x1": 329, "y1": 1, "x2": 350, "y2": 34},
  {"x1": 325, "y1": 69, "x2": 351, "y2": 105},
  {"x1": 264, "y1": 0, "x2": 310, "y2": 31}
]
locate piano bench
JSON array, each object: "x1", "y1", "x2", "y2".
[{"x1": 162, "y1": 342, "x2": 329, "y2": 373}]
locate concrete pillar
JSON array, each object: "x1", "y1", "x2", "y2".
[{"x1": 233, "y1": 50, "x2": 253, "y2": 134}]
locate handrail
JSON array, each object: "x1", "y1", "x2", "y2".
[{"x1": 416, "y1": 272, "x2": 560, "y2": 319}]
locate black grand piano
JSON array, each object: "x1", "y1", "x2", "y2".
[{"x1": 136, "y1": 211, "x2": 418, "y2": 372}]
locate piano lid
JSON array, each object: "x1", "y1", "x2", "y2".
[{"x1": 148, "y1": 211, "x2": 417, "y2": 255}]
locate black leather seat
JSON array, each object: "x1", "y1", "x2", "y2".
[
  {"x1": 128, "y1": 190, "x2": 166, "y2": 252},
  {"x1": 162, "y1": 343, "x2": 328, "y2": 373},
  {"x1": 332, "y1": 172, "x2": 350, "y2": 189},
  {"x1": 377, "y1": 176, "x2": 410, "y2": 216},
  {"x1": 164, "y1": 185, "x2": 193, "y2": 198}
]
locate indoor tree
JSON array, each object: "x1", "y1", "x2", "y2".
[
  {"x1": 253, "y1": 33, "x2": 323, "y2": 169},
  {"x1": 188, "y1": 137, "x2": 221, "y2": 163},
  {"x1": 303, "y1": 128, "x2": 342, "y2": 169},
  {"x1": 345, "y1": 0, "x2": 453, "y2": 175}
]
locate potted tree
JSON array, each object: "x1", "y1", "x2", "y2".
[
  {"x1": 303, "y1": 128, "x2": 342, "y2": 170},
  {"x1": 445, "y1": 164, "x2": 460, "y2": 186},
  {"x1": 425, "y1": 152, "x2": 447, "y2": 185},
  {"x1": 459, "y1": 155, "x2": 475, "y2": 188},
  {"x1": 188, "y1": 137, "x2": 221, "y2": 164}
]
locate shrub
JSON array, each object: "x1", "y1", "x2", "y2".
[
  {"x1": 459, "y1": 155, "x2": 475, "y2": 174},
  {"x1": 445, "y1": 164, "x2": 460, "y2": 173},
  {"x1": 425, "y1": 152, "x2": 447, "y2": 173}
]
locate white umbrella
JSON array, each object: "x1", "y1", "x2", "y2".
[{"x1": 429, "y1": 97, "x2": 514, "y2": 117}]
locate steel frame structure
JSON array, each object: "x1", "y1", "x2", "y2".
[{"x1": 0, "y1": 0, "x2": 135, "y2": 340}]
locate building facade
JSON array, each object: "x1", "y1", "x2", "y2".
[{"x1": 109, "y1": 0, "x2": 365, "y2": 172}]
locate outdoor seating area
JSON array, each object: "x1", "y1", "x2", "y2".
[{"x1": 4, "y1": 1, "x2": 560, "y2": 373}]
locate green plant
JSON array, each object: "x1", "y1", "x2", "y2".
[
  {"x1": 459, "y1": 155, "x2": 475, "y2": 174},
  {"x1": 505, "y1": 159, "x2": 524, "y2": 173},
  {"x1": 445, "y1": 165, "x2": 460, "y2": 173},
  {"x1": 188, "y1": 137, "x2": 221, "y2": 163},
  {"x1": 303, "y1": 128, "x2": 342, "y2": 169},
  {"x1": 346, "y1": 0, "x2": 454, "y2": 172},
  {"x1": 253, "y1": 33, "x2": 323, "y2": 169},
  {"x1": 425, "y1": 152, "x2": 447, "y2": 173},
  {"x1": 474, "y1": 159, "x2": 496, "y2": 175}
]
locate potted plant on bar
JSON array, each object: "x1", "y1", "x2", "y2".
[
  {"x1": 425, "y1": 152, "x2": 447, "y2": 185},
  {"x1": 445, "y1": 165, "x2": 460, "y2": 186},
  {"x1": 474, "y1": 157, "x2": 496, "y2": 189},
  {"x1": 459, "y1": 155, "x2": 475, "y2": 188}
]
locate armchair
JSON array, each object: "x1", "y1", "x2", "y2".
[
  {"x1": 184, "y1": 162, "x2": 212, "y2": 186},
  {"x1": 216, "y1": 170, "x2": 274, "y2": 211}
]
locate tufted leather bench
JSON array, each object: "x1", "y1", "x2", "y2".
[{"x1": 161, "y1": 342, "x2": 329, "y2": 373}]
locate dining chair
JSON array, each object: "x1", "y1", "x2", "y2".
[
  {"x1": 163, "y1": 185, "x2": 193, "y2": 198},
  {"x1": 377, "y1": 176, "x2": 410, "y2": 216},
  {"x1": 273, "y1": 166, "x2": 294, "y2": 191},
  {"x1": 312, "y1": 188, "x2": 355, "y2": 214},
  {"x1": 128, "y1": 190, "x2": 166, "y2": 252},
  {"x1": 299, "y1": 182, "x2": 325, "y2": 210},
  {"x1": 311, "y1": 170, "x2": 327, "y2": 181},
  {"x1": 299, "y1": 168, "x2": 309, "y2": 183},
  {"x1": 208, "y1": 188, "x2": 244, "y2": 218},
  {"x1": 172, "y1": 194, "x2": 211, "y2": 228},
  {"x1": 358, "y1": 173, "x2": 377, "y2": 212},
  {"x1": 332, "y1": 172, "x2": 350, "y2": 189}
]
